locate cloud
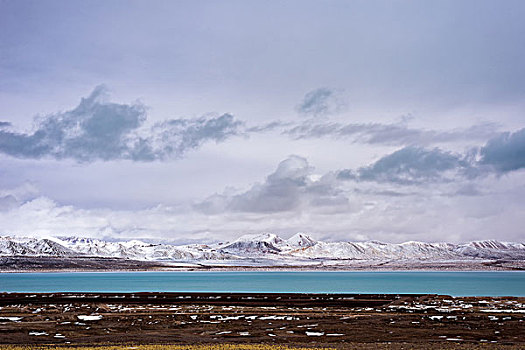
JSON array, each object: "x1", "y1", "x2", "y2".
[
  {"x1": 2, "y1": 155, "x2": 525, "y2": 243},
  {"x1": 453, "y1": 183, "x2": 483, "y2": 197},
  {"x1": 196, "y1": 155, "x2": 348, "y2": 214},
  {"x1": 338, "y1": 147, "x2": 470, "y2": 185},
  {"x1": 0, "y1": 122, "x2": 11, "y2": 128},
  {"x1": 286, "y1": 120, "x2": 500, "y2": 146},
  {"x1": 479, "y1": 128, "x2": 525, "y2": 173},
  {"x1": 0, "y1": 195, "x2": 18, "y2": 211},
  {"x1": 245, "y1": 121, "x2": 291, "y2": 133},
  {"x1": 145, "y1": 113, "x2": 243, "y2": 161},
  {"x1": 3, "y1": 168, "x2": 525, "y2": 244},
  {"x1": 0, "y1": 86, "x2": 242, "y2": 162},
  {"x1": 296, "y1": 88, "x2": 347, "y2": 117},
  {"x1": 195, "y1": 128, "x2": 525, "y2": 218},
  {"x1": 0, "y1": 182, "x2": 40, "y2": 212},
  {"x1": 336, "y1": 129, "x2": 525, "y2": 186},
  {"x1": 229, "y1": 156, "x2": 311, "y2": 213}
]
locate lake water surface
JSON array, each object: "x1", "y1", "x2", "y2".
[{"x1": 1, "y1": 271, "x2": 524, "y2": 296}]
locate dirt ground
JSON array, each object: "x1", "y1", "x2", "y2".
[{"x1": 0, "y1": 293, "x2": 524, "y2": 349}]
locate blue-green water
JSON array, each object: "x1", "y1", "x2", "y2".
[{"x1": 0, "y1": 271, "x2": 524, "y2": 296}]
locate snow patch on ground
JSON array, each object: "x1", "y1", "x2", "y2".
[{"x1": 77, "y1": 315, "x2": 103, "y2": 321}]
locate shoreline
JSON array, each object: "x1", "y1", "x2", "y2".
[
  {"x1": 1, "y1": 255, "x2": 524, "y2": 273},
  {"x1": 2, "y1": 268, "x2": 525, "y2": 273},
  {"x1": 2, "y1": 265, "x2": 524, "y2": 273}
]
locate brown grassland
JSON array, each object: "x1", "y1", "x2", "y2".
[
  {"x1": 0, "y1": 344, "x2": 523, "y2": 350},
  {"x1": 1, "y1": 293, "x2": 524, "y2": 349}
]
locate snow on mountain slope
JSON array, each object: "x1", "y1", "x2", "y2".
[
  {"x1": 107, "y1": 240, "x2": 230, "y2": 261},
  {"x1": 293, "y1": 241, "x2": 460, "y2": 260},
  {"x1": 0, "y1": 234, "x2": 524, "y2": 262},
  {"x1": 455, "y1": 240, "x2": 525, "y2": 260},
  {"x1": 0, "y1": 236, "x2": 37, "y2": 256},
  {"x1": 0, "y1": 236, "x2": 230, "y2": 261},
  {"x1": 220, "y1": 233, "x2": 286, "y2": 255},
  {"x1": 0, "y1": 236, "x2": 76, "y2": 257},
  {"x1": 220, "y1": 232, "x2": 318, "y2": 256},
  {"x1": 287, "y1": 233, "x2": 317, "y2": 248}
]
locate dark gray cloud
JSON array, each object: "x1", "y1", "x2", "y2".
[
  {"x1": 0, "y1": 86, "x2": 242, "y2": 162},
  {"x1": 479, "y1": 128, "x2": 525, "y2": 173},
  {"x1": 286, "y1": 120, "x2": 500, "y2": 146},
  {"x1": 197, "y1": 155, "x2": 347, "y2": 214},
  {"x1": 337, "y1": 129, "x2": 525, "y2": 186},
  {"x1": 146, "y1": 113, "x2": 242, "y2": 161},
  {"x1": 338, "y1": 147, "x2": 470, "y2": 185},
  {"x1": 0, "y1": 122, "x2": 11, "y2": 128},
  {"x1": 296, "y1": 88, "x2": 346, "y2": 117}
]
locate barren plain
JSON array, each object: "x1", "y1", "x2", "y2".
[{"x1": 0, "y1": 293, "x2": 523, "y2": 349}]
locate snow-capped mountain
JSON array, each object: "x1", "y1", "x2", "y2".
[
  {"x1": 297, "y1": 241, "x2": 460, "y2": 260},
  {"x1": 0, "y1": 236, "x2": 230, "y2": 261},
  {"x1": 218, "y1": 232, "x2": 317, "y2": 255},
  {"x1": 220, "y1": 233, "x2": 286, "y2": 255},
  {"x1": 0, "y1": 234, "x2": 524, "y2": 263},
  {"x1": 0, "y1": 236, "x2": 76, "y2": 257},
  {"x1": 287, "y1": 233, "x2": 317, "y2": 249},
  {"x1": 454, "y1": 240, "x2": 525, "y2": 260}
]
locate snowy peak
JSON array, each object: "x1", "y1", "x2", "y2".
[
  {"x1": 222, "y1": 233, "x2": 285, "y2": 254},
  {"x1": 287, "y1": 233, "x2": 317, "y2": 248},
  {"x1": 234, "y1": 233, "x2": 284, "y2": 245},
  {"x1": 31, "y1": 238, "x2": 77, "y2": 257},
  {"x1": 222, "y1": 232, "x2": 317, "y2": 255}
]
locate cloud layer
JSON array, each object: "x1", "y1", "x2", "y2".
[
  {"x1": 0, "y1": 86, "x2": 524, "y2": 244},
  {"x1": 2, "y1": 1, "x2": 525, "y2": 245},
  {"x1": 285, "y1": 120, "x2": 500, "y2": 146},
  {"x1": 2, "y1": 156, "x2": 525, "y2": 244},
  {"x1": 0, "y1": 86, "x2": 242, "y2": 162}
]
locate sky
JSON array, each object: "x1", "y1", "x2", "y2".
[{"x1": 1, "y1": 0, "x2": 525, "y2": 244}]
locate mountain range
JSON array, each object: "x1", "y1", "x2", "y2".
[{"x1": 1, "y1": 233, "x2": 524, "y2": 264}]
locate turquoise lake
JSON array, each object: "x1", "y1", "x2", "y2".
[{"x1": 1, "y1": 271, "x2": 524, "y2": 296}]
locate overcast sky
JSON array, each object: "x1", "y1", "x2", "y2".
[{"x1": 1, "y1": 0, "x2": 525, "y2": 244}]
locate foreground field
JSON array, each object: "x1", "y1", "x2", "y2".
[
  {"x1": 2, "y1": 346, "x2": 338, "y2": 350},
  {"x1": 0, "y1": 293, "x2": 524, "y2": 349},
  {"x1": 0, "y1": 344, "x2": 523, "y2": 350}
]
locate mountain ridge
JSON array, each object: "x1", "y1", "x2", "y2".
[{"x1": 1, "y1": 234, "x2": 524, "y2": 263}]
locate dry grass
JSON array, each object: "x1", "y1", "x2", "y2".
[
  {"x1": 0, "y1": 344, "x2": 521, "y2": 350},
  {"x1": 0, "y1": 346, "x2": 335, "y2": 350}
]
